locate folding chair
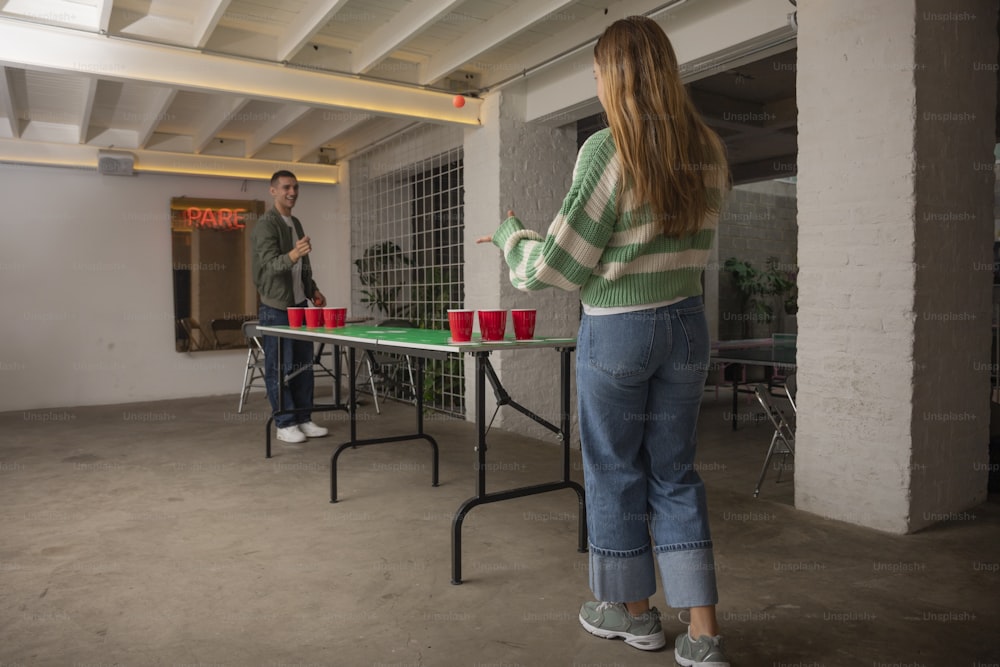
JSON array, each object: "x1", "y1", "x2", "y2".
[
  {"x1": 356, "y1": 319, "x2": 417, "y2": 414},
  {"x1": 752, "y1": 383, "x2": 795, "y2": 498},
  {"x1": 238, "y1": 320, "x2": 266, "y2": 413},
  {"x1": 784, "y1": 371, "x2": 797, "y2": 413}
]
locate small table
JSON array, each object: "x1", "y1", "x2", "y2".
[
  {"x1": 711, "y1": 340, "x2": 797, "y2": 430},
  {"x1": 256, "y1": 324, "x2": 587, "y2": 584}
]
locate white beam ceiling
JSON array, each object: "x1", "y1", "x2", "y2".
[
  {"x1": 193, "y1": 0, "x2": 233, "y2": 49},
  {"x1": 352, "y1": 0, "x2": 465, "y2": 75},
  {"x1": 277, "y1": 0, "x2": 352, "y2": 63},
  {"x1": 419, "y1": 0, "x2": 578, "y2": 86},
  {"x1": 246, "y1": 104, "x2": 311, "y2": 158},
  {"x1": 79, "y1": 78, "x2": 98, "y2": 144},
  {"x1": 523, "y1": 0, "x2": 797, "y2": 123},
  {"x1": 0, "y1": 20, "x2": 481, "y2": 125},
  {"x1": 194, "y1": 96, "x2": 249, "y2": 154},
  {"x1": 0, "y1": 0, "x2": 803, "y2": 183},
  {"x1": 477, "y1": 0, "x2": 684, "y2": 89},
  {"x1": 291, "y1": 111, "x2": 373, "y2": 162},
  {"x1": 0, "y1": 137, "x2": 339, "y2": 183},
  {"x1": 96, "y1": 0, "x2": 114, "y2": 34},
  {"x1": 0, "y1": 66, "x2": 18, "y2": 138},
  {"x1": 136, "y1": 87, "x2": 177, "y2": 148}
]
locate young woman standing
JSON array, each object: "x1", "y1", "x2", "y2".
[{"x1": 478, "y1": 15, "x2": 731, "y2": 667}]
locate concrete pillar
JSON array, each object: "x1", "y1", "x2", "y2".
[
  {"x1": 795, "y1": 0, "x2": 997, "y2": 532},
  {"x1": 463, "y1": 85, "x2": 580, "y2": 440}
]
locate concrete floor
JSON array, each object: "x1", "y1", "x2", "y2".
[{"x1": 2, "y1": 386, "x2": 998, "y2": 667}]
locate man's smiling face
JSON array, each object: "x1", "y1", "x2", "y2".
[{"x1": 270, "y1": 176, "x2": 299, "y2": 215}]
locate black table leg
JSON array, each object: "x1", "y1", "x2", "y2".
[
  {"x1": 330, "y1": 346, "x2": 439, "y2": 503},
  {"x1": 732, "y1": 367, "x2": 739, "y2": 431},
  {"x1": 451, "y1": 349, "x2": 586, "y2": 584},
  {"x1": 561, "y1": 347, "x2": 588, "y2": 554}
]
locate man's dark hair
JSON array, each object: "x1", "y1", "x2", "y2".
[{"x1": 270, "y1": 170, "x2": 297, "y2": 185}]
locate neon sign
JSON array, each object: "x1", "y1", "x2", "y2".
[{"x1": 184, "y1": 207, "x2": 248, "y2": 230}]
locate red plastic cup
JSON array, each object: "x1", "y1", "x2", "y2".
[
  {"x1": 322, "y1": 307, "x2": 337, "y2": 328},
  {"x1": 304, "y1": 308, "x2": 322, "y2": 328},
  {"x1": 448, "y1": 309, "x2": 474, "y2": 342},
  {"x1": 287, "y1": 307, "x2": 305, "y2": 328},
  {"x1": 511, "y1": 309, "x2": 537, "y2": 340},
  {"x1": 478, "y1": 309, "x2": 507, "y2": 341},
  {"x1": 334, "y1": 307, "x2": 347, "y2": 327}
]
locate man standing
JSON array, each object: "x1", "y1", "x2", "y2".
[{"x1": 251, "y1": 170, "x2": 329, "y2": 444}]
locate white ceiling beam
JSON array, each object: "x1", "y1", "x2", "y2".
[
  {"x1": 246, "y1": 104, "x2": 312, "y2": 158},
  {"x1": 0, "y1": 21, "x2": 481, "y2": 125},
  {"x1": 419, "y1": 0, "x2": 578, "y2": 86},
  {"x1": 352, "y1": 0, "x2": 465, "y2": 74},
  {"x1": 193, "y1": 96, "x2": 249, "y2": 154},
  {"x1": 477, "y1": 0, "x2": 683, "y2": 89},
  {"x1": 291, "y1": 111, "x2": 372, "y2": 162},
  {"x1": 193, "y1": 0, "x2": 233, "y2": 48},
  {"x1": 277, "y1": 0, "x2": 352, "y2": 63},
  {"x1": 79, "y1": 77, "x2": 98, "y2": 144},
  {"x1": 2, "y1": 0, "x2": 94, "y2": 28},
  {"x1": 0, "y1": 66, "x2": 18, "y2": 138},
  {"x1": 96, "y1": 0, "x2": 114, "y2": 33},
  {"x1": 0, "y1": 137, "x2": 339, "y2": 183},
  {"x1": 136, "y1": 87, "x2": 178, "y2": 148},
  {"x1": 113, "y1": 15, "x2": 196, "y2": 45},
  {"x1": 331, "y1": 117, "x2": 416, "y2": 162}
]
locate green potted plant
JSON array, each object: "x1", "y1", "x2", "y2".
[
  {"x1": 354, "y1": 241, "x2": 412, "y2": 318},
  {"x1": 723, "y1": 256, "x2": 796, "y2": 337}
]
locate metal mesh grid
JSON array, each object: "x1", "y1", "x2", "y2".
[{"x1": 350, "y1": 124, "x2": 465, "y2": 417}]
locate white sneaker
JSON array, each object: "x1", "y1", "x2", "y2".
[
  {"x1": 276, "y1": 424, "x2": 306, "y2": 444},
  {"x1": 298, "y1": 421, "x2": 329, "y2": 438}
]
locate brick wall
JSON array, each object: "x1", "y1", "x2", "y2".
[
  {"x1": 795, "y1": 0, "x2": 995, "y2": 532},
  {"x1": 464, "y1": 88, "x2": 580, "y2": 442}
]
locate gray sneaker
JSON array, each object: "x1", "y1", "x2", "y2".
[
  {"x1": 578, "y1": 601, "x2": 666, "y2": 651},
  {"x1": 674, "y1": 631, "x2": 730, "y2": 666}
]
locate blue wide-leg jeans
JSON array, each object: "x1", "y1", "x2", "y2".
[
  {"x1": 576, "y1": 296, "x2": 718, "y2": 608},
  {"x1": 259, "y1": 303, "x2": 315, "y2": 428}
]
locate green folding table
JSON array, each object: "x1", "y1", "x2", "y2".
[{"x1": 256, "y1": 323, "x2": 587, "y2": 584}]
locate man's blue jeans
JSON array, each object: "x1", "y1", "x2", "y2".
[
  {"x1": 259, "y1": 303, "x2": 314, "y2": 428},
  {"x1": 576, "y1": 296, "x2": 718, "y2": 609}
]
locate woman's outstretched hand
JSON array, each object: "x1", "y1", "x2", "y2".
[{"x1": 476, "y1": 210, "x2": 516, "y2": 244}]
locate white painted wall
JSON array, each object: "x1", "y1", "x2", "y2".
[{"x1": 0, "y1": 163, "x2": 348, "y2": 412}]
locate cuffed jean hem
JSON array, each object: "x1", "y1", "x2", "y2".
[
  {"x1": 589, "y1": 546, "x2": 657, "y2": 603},
  {"x1": 656, "y1": 547, "x2": 719, "y2": 609}
]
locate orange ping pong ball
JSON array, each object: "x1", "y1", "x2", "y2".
[{"x1": 452, "y1": 95, "x2": 466, "y2": 108}]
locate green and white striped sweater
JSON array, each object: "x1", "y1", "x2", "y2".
[{"x1": 491, "y1": 128, "x2": 724, "y2": 308}]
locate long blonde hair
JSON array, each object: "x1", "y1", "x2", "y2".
[{"x1": 594, "y1": 16, "x2": 728, "y2": 237}]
